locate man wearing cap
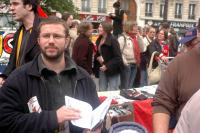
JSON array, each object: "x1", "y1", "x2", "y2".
[
  {"x1": 181, "y1": 28, "x2": 199, "y2": 52},
  {"x1": 0, "y1": 0, "x2": 41, "y2": 86},
  {"x1": 152, "y1": 27, "x2": 200, "y2": 133}
]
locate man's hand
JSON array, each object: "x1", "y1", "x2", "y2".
[
  {"x1": 161, "y1": 56, "x2": 169, "y2": 64},
  {"x1": 100, "y1": 65, "x2": 107, "y2": 72},
  {"x1": 97, "y1": 56, "x2": 104, "y2": 65},
  {"x1": 0, "y1": 77, "x2": 5, "y2": 87},
  {"x1": 56, "y1": 106, "x2": 81, "y2": 124}
]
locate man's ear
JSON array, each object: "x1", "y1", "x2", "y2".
[
  {"x1": 37, "y1": 38, "x2": 40, "y2": 45},
  {"x1": 25, "y1": 4, "x2": 33, "y2": 12}
]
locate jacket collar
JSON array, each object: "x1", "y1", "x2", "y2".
[
  {"x1": 24, "y1": 14, "x2": 40, "y2": 55},
  {"x1": 15, "y1": 14, "x2": 41, "y2": 57},
  {"x1": 27, "y1": 54, "x2": 86, "y2": 80},
  {"x1": 99, "y1": 33, "x2": 113, "y2": 46}
]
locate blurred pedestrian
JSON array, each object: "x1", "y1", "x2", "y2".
[
  {"x1": 140, "y1": 26, "x2": 156, "y2": 86},
  {"x1": 62, "y1": 12, "x2": 75, "y2": 56},
  {"x1": 109, "y1": 0, "x2": 124, "y2": 38},
  {"x1": 118, "y1": 21, "x2": 140, "y2": 89},
  {"x1": 0, "y1": 0, "x2": 41, "y2": 86},
  {"x1": 93, "y1": 21, "x2": 123, "y2": 91},
  {"x1": 72, "y1": 22, "x2": 94, "y2": 74}
]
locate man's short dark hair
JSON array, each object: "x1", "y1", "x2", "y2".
[
  {"x1": 77, "y1": 22, "x2": 93, "y2": 35},
  {"x1": 113, "y1": 0, "x2": 120, "y2": 8},
  {"x1": 22, "y1": 0, "x2": 39, "y2": 13},
  {"x1": 101, "y1": 21, "x2": 113, "y2": 34},
  {"x1": 161, "y1": 22, "x2": 170, "y2": 29},
  {"x1": 38, "y1": 16, "x2": 69, "y2": 37}
]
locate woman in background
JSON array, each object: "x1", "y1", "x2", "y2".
[
  {"x1": 93, "y1": 21, "x2": 123, "y2": 91},
  {"x1": 72, "y1": 22, "x2": 94, "y2": 74}
]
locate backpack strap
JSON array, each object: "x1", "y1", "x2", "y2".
[{"x1": 120, "y1": 34, "x2": 127, "y2": 54}]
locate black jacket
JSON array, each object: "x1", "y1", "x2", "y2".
[
  {"x1": 109, "y1": 9, "x2": 124, "y2": 36},
  {"x1": 147, "y1": 39, "x2": 162, "y2": 69},
  {"x1": 0, "y1": 56, "x2": 100, "y2": 133},
  {"x1": 93, "y1": 34, "x2": 123, "y2": 77},
  {"x1": 2, "y1": 15, "x2": 41, "y2": 78}
]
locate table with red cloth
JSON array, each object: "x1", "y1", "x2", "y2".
[
  {"x1": 98, "y1": 89, "x2": 174, "y2": 133},
  {"x1": 133, "y1": 98, "x2": 153, "y2": 133}
]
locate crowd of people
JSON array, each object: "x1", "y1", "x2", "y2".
[
  {"x1": 1, "y1": 0, "x2": 200, "y2": 133},
  {"x1": 69, "y1": 18, "x2": 182, "y2": 91}
]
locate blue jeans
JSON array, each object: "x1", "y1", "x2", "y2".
[
  {"x1": 99, "y1": 71, "x2": 120, "y2": 91},
  {"x1": 120, "y1": 65, "x2": 129, "y2": 89},
  {"x1": 120, "y1": 63, "x2": 137, "y2": 89},
  {"x1": 128, "y1": 64, "x2": 138, "y2": 88},
  {"x1": 140, "y1": 69, "x2": 148, "y2": 87}
]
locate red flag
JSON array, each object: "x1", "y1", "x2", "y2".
[{"x1": 37, "y1": 6, "x2": 48, "y2": 18}]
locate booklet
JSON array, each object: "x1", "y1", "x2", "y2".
[{"x1": 65, "y1": 96, "x2": 112, "y2": 130}]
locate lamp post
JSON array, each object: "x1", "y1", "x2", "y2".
[{"x1": 163, "y1": 0, "x2": 168, "y2": 22}]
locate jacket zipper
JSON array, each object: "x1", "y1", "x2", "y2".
[
  {"x1": 40, "y1": 77, "x2": 48, "y2": 110},
  {"x1": 73, "y1": 80, "x2": 77, "y2": 97},
  {"x1": 57, "y1": 75, "x2": 62, "y2": 95}
]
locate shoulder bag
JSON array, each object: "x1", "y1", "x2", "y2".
[{"x1": 147, "y1": 51, "x2": 161, "y2": 85}]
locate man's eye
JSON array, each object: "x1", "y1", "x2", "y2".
[
  {"x1": 42, "y1": 34, "x2": 50, "y2": 38},
  {"x1": 54, "y1": 35, "x2": 62, "y2": 39}
]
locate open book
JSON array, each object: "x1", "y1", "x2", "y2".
[{"x1": 65, "y1": 96, "x2": 112, "y2": 130}]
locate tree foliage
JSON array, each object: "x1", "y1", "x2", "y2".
[
  {"x1": 41, "y1": 0, "x2": 79, "y2": 18},
  {"x1": 0, "y1": 0, "x2": 80, "y2": 18}
]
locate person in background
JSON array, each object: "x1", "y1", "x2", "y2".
[
  {"x1": 0, "y1": 0, "x2": 41, "y2": 86},
  {"x1": 132, "y1": 25, "x2": 145, "y2": 88},
  {"x1": 72, "y1": 22, "x2": 94, "y2": 75},
  {"x1": 70, "y1": 20, "x2": 80, "y2": 40},
  {"x1": 93, "y1": 21, "x2": 123, "y2": 91},
  {"x1": 118, "y1": 21, "x2": 140, "y2": 89},
  {"x1": 147, "y1": 28, "x2": 169, "y2": 69},
  {"x1": 168, "y1": 27, "x2": 179, "y2": 57},
  {"x1": 182, "y1": 28, "x2": 198, "y2": 52},
  {"x1": 152, "y1": 27, "x2": 200, "y2": 133},
  {"x1": 109, "y1": 0, "x2": 124, "y2": 38},
  {"x1": 61, "y1": 12, "x2": 75, "y2": 56},
  {"x1": 62, "y1": 12, "x2": 73, "y2": 28},
  {"x1": 143, "y1": 27, "x2": 156, "y2": 52},
  {"x1": 0, "y1": 16, "x2": 101, "y2": 133},
  {"x1": 140, "y1": 26, "x2": 156, "y2": 86}
]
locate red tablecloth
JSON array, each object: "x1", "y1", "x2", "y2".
[
  {"x1": 133, "y1": 99, "x2": 153, "y2": 133},
  {"x1": 132, "y1": 99, "x2": 174, "y2": 133}
]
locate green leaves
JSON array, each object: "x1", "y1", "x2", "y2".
[{"x1": 41, "y1": 0, "x2": 79, "y2": 18}]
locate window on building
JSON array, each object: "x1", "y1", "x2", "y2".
[
  {"x1": 160, "y1": 4, "x2": 164, "y2": 18},
  {"x1": 145, "y1": 2, "x2": 153, "y2": 17},
  {"x1": 188, "y1": 4, "x2": 195, "y2": 20},
  {"x1": 81, "y1": 0, "x2": 90, "y2": 12},
  {"x1": 175, "y1": 3, "x2": 182, "y2": 19},
  {"x1": 98, "y1": 0, "x2": 106, "y2": 13}
]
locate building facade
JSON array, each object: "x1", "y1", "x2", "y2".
[
  {"x1": 139, "y1": 0, "x2": 200, "y2": 30},
  {"x1": 74, "y1": 0, "x2": 200, "y2": 31},
  {"x1": 73, "y1": 0, "x2": 115, "y2": 29}
]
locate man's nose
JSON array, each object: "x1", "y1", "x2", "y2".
[{"x1": 48, "y1": 35, "x2": 55, "y2": 42}]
